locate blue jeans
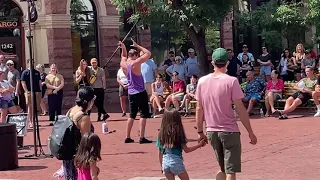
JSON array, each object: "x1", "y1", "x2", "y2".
[{"x1": 162, "y1": 154, "x2": 185, "y2": 176}]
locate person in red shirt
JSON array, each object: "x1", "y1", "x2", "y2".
[
  {"x1": 164, "y1": 71, "x2": 186, "y2": 110},
  {"x1": 264, "y1": 70, "x2": 284, "y2": 116}
]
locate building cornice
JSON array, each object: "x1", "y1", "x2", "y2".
[
  {"x1": 99, "y1": 15, "x2": 121, "y2": 29},
  {"x1": 35, "y1": 14, "x2": 72, "y2": 29}
]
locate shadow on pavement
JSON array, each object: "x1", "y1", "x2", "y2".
[{"x1": 14, "y1": 165, "x2": 47, "y2": 171}]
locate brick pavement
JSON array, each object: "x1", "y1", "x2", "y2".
[{"x1": 1, "y1": 113, "x2": 320, "y2": 180}]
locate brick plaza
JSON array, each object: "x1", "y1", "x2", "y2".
[{"x1": 1, "y1": 112, "x2": 320, "y2": 180}]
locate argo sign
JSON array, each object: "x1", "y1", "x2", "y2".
[{"x1": 0, "y1": 21, "x2": 18, "y2": 28}]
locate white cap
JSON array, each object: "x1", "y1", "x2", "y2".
[
  {"x1": 6, "y1": 60, "x2": 14, "y2": 65},
  {"x1": 188, "y1": 48, "x2": 195, "y2": 53}
]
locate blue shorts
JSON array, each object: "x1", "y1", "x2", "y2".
[
  {"x1": 245, "y1": 93, "x2": 261, "y2": 101},
  {"x1": 162, "y1": 154, "x2": 185, "y2": 176},
  {"x1": 0, "y1": 99, "x2": 15, "y2": 109},
  {"x1": 260, "y1": 66, "x2": 272, "y2": 76}
]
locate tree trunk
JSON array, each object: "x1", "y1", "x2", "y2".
[{"x1": 184, "y1": 25, "x2": 209, "y2": 76}]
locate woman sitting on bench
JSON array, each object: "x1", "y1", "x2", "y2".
[
  {"x1": 165, "y1": 71, "x2": 186, "y2": 110},
  {"x1": 150, "y1": 74, "x2": 169, "y2": 118},
  {"x1": 264, "y1": 70, "x2": 284, "y2": 116}
]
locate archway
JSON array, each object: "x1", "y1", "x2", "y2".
[
  {"x1": 71, "y1": 0, "x2": 99, "y2": 72},
  {"x1": 0, "y1": 0, "x2": 24, "y2": 70}
]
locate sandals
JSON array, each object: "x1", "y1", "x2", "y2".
[
  {"x1": 40, "y1": 112, "x2": 47, "y2": 116},
  {"x1": 276, "y1": 110, "x2": 288, "y2": 120}
]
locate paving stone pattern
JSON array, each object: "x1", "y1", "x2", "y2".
[{"x1": 0, "y1": 113, "x2": 320, "y2": 180}]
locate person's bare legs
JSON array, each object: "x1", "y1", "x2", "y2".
[
  {"x1": 154, "y1": 95, "x2": 163, "y2": 110},
  {"x1": 28, "y1": 104, "x2": 33, "y2": 128},
  {"x1": 172, "y1": 97, "x2": 180, "y2": 110},
  {"x1": 126, "y1": 118, "x2": 134, "y2": 138},
  {"x1": 216, "y1": 170, "x2": 226, "y2": 180},
  {"x1": 226, "y1": 174, "x2": 236, "y2": 180},
  {"x1": 1, "y1": 108, "x2": 8, "y2": 123},
  {"x1": 139, "y1": 118, "x2": 146, "y2": 138},
  {"x1": 120, "y1": 96, "x2": 127, "y2": 114},
  {"x1": 165, "y1": 95, "x2": 173, "y2": 109},
  {"x1": 178, "y1": 171, "x2": 190, "y2": 180},
  {"x1": 152, "y1": 99, "x2": 157, "y2": 116},
  {"x1": 165, "y1": 173, "x2": 175, "y2": 180},
  {"x1": 180, "y1": 94, "x2": 188, "y2": 109},
  {"x1": 40, "y1": 98, "x2": 47, "y2": 115},
  {"x1": 267, "y1": 92, "x2": 276, "y2": 113},
  {"x1": 247, "y1": 98, "x2": 256, "y2": 113},
  {"x1": 281, "y1": 98, "x2": 302, "y2": 115},
  {"x1": 312, "y1": 91, "x2": 320, "y2": 117},
  {"x1": 264, "y1": 95, "x2": 271, "y2": 116}
]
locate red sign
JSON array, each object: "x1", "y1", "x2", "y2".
[{"x1": 0, "y1": 21, "x2": 18, "y2": 28}]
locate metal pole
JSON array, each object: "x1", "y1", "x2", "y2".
[{"x1": 27, "y1": 1, "x2": 37, "y2": 157}]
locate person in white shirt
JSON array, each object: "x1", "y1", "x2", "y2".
[
  {"x1": 0, "y1": 55, "x2": 8, "y2": 79},
  {"x1": 117, "y1": 67, "x2": 128, "y2": 117}
]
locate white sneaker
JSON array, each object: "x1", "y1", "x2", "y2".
[{"x1": 314, "y1": 110, "x2": 320, "y2": 117}]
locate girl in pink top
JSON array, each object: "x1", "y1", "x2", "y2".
[
  {"x1": 74, "y1": 132, "x2": 101, "y2": 180},
  {"x1": 265, "y1": 70, "x2": 284, "y2": 116}
]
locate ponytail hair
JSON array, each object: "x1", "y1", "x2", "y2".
[{"x1": 76, "y1": 86, "x2": 95, "y2": 112}]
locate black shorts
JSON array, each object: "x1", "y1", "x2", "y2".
[
  {"x1": 291, "y1": 91, "x2": 311, "y2": 104},
  {"x1": 128, "y1": 90, "x2": 151, "y2": 119},
  {"x1": 119, "y1": 85, "x2": 128, "y2": 97},
  {"x1": 13, "y1": 96, "x2": 19, "y2": 106}
]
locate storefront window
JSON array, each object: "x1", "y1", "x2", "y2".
[
  {"x1": 71, "y1": 0, "x2": 99, "y2": 72},
  {"x1": 0, "y1": 0, "x2": 23, "y2": 70}
]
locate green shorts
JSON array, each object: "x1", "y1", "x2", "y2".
[{"x1": 207, "y1": 131, "x2": 241, "y2": 174}]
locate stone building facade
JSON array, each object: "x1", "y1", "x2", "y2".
[{"x1": 5, "y1": 0, "x2": 121, "y2": 107}]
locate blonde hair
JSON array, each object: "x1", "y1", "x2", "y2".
[
  {"x1": 35, "y1": 64, "x2": 45, "y2": 73},
  {"x1": 295, "y1": 44, "x2": 305, "y2": 54}
]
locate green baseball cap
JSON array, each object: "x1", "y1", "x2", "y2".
[{"x1": 212, "y1": 48, "x2": 229, "y2": 64}]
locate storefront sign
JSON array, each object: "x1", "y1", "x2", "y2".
[{"x1": 0, "y1": 21, "x2": 18, "y2": 28}]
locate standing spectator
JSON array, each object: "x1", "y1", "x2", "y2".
[
  {"x1": 141, "y1": 51, "x2": 157, "y2": 97},
  {"x1": 7, "y1": 60, "x2": 21, "y2": 112},
  {"x1": 166, "y1": 56, "x2": 187, "y2": 82},
  {"x1": 237, "y1": 44, "x2": 255, "y2": 63},
  {"x1": 196, "y1": 48, "x2": 257, "y2": 180},
  {"x1": 257, "y1": 47, "x2": 273, "y2": 81},
  {"x1": 35, "y1": 64, "x2": 47, "y2": 116},
  {"x1": 293, "y1": 43, "x2": 305, "y2": 81},
  {"x1": 185, "y1": 48, "x2": 199, "y2": 84},
  {"x1": 88, "y1": 58, "x2": 109, "y2": 122},
  {"x1": 226, "y1": 49, "x2": 241, "y2": 78},
  {"x1": 117, "y1": 67, "x2": 128, "y2": 117},
  {"x1": 0, "y1": 69, "x2": 17, "y2": 122},
  {"x1": 76, "y1": 59, "x2": 91, "y2": 88},
  {"x1": 21, "y1": 59, "x2": 42, "y2": 128},
  {"x1": 239, "y1": 54, "x2": 254, "y2": 83},
  {"x1": 301, "y1": 50, "x2": 316, "y2": 77},
  {"x1": 278, "y1": 49, "x2": 295, "y2": 81},
  {"x1": 0, "y1": 55, "x2": 8, "y2": 78},
  {"x1": 163, "y1": 51, "x2": 175, "y2": 83},
  {"x1": 264, "y1": 70, "x2": 284, "y2": 116},
  {"x1": 45, "y1": 64, "x2": 64, "y2": 126}
]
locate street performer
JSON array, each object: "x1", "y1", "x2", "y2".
[{"x1": 119, "y1": 38, "x2": 152, "y2": 144}]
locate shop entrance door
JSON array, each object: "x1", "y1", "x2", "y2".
[{"x1": 0, "y1": 37, "x2": 22, "y2": 70}]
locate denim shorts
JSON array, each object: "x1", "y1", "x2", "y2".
[
  {"x1": 260, "y1": 66, "x2": 272, "y2": 76},
  {"x1": 0, "y1": 99, "x2": 15, "y2": 109},
  {"x1": 162, "y1": 154, "x2": 185, "y2": 175}
]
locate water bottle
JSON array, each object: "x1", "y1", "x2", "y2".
[
  {"x1": 102, "y1": 122, "x2": 108, "y2": 134},
  {"x1": 260, "y1": 108, "x2": 264, "y2": 117},
  {"x1": 47, "y1": 137, "x2": 51, "y2": 155}
]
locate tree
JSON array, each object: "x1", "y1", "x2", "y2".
[{"x1": 111, "y1": 0, "x2": 235, "y2": 75}]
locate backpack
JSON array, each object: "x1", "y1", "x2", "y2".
[{"x1": 49, "y1": 111, "x2": 86, "y2": 160}]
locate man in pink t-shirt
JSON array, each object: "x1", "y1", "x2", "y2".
[{"x1": 196, "y1": 48, "x2": 257, "y2": 180}]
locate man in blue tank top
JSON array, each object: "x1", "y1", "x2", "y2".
[{"x1": 119, "y1": 38, "x2": 152, "y2": 144}]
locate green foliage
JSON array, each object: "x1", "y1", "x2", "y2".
[
  {"x1": 205, "y1": 25, "x2": 220, "y2": 50},
  {"x1": 237, "y1": 0, "x2": 307, "y2": 51}
]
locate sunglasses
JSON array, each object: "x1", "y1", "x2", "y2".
[
  {"x1": 242, "y1": 46, "x2": 248, "y2": 48},
  {"x1": 172, "y1": 74, "x2": 178, "y2": 76},
  {"x1": 6, "y1": 64, "x2": 13, "y2": 66}
]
